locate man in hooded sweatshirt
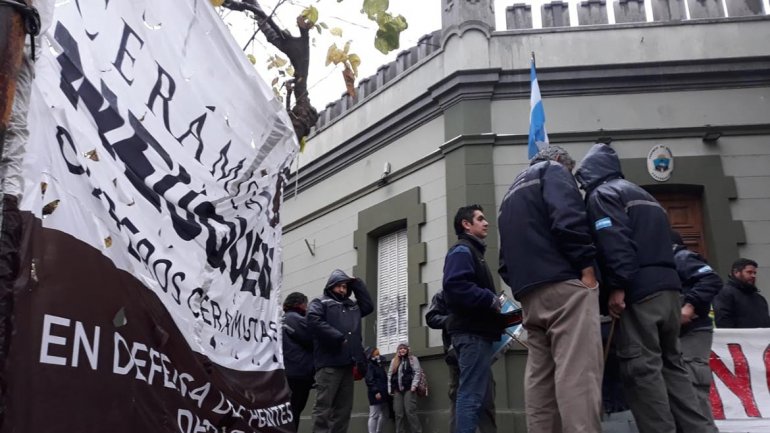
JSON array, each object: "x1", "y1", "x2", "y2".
[
  {"x1": 307, "y1": 269, "x2": 374, "y2": 433},
  {"x1": 575, "y1": 143, "x2": 712, "y2": 433},
  {"x1": 498, "y1": 145, "x2": 601, "y2": 433}
]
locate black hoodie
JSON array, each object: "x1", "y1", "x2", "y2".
[
  {"x1": 575, "y1": 144, "x2": 680, "y2": 305},
  {"x1": 307, "y1": 269, "x2": 374, "y2": 369}
]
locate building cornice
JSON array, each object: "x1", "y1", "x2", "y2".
[{"x1": 287, "y1": 58, "x2": 770, "y2": 200}]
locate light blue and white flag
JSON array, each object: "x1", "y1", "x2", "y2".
[{"x1": 528, "y1": 57, "x2": 549, "y2": 159}]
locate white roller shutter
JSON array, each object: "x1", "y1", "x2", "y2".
[{"x1": 376, "y1": 229, "x2": 408, "y2": 355}]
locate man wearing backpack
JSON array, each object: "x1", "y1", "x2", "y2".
[
  {"x1": 426, "y1": 290, "x2": 496, "y2": 433},
  {"x1": 442, "y1": 205, "x2": 504, "y2": 433}
]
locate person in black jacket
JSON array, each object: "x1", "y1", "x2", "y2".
[
  {"x1": 575, "y1": 143, "x2": 711, "y2": 433},
  {"x1": 671, "y1": 230, "x2": 721, "y2": 430},
  {"x1": 364, "y1": 347, "x2": 390, "y2": 433},
  {"x1": 714, "y1": 258, "x2": 770, "y2": 328},
  {"x1": 498, "y1": 145, "x2": 602, "y2": 433},
  {"x1": 442, "y1": 205, "x2": 503, "y2": 433},
  {"x1": 307, "y1": 269, "x2": 374, "y2": 433},
  {"x1": 425, "y1": 291, "x2": 496, "y2": 433},
  {"x1": 282, "y1": 292, "x2": 315, "y2": 431}
]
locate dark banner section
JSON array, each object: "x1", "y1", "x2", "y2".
[{"x1": 3, "y1": 213, "x2": 292, "y2": 433}]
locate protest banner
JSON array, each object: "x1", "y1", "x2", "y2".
[
  {"x1": 3, "y1": 1, "x2": 297, "y2": 431},
  {"x1": 711, "y1": 328, "x2": 770, "y2": 432}
]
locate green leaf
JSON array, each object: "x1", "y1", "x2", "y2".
[
  {"x1": 273, "y1": 55, "x2": 288, "y2": 68},
  {"x1": 362, "y1": 0, "x2": 389, "y2": 20},
  {"x1": 348, "y1": 53, "x2": 361, "y2": 77},
  {"x1": 330, "y1": 27, "x2": 343, "y2": 37},
  {"x1": 319, "y1": 22, "x2": 329, "y2": 29},
  {"x1": 325, "y1": 43, "x2": 346, "y2": 66},
  {"x1": 301, "y1": 5, "x2": 319, "y2": 25},
  {"x1": 373, "y1": 13, "x2": 408, "y2": 54},
  {"x1": 299, "y1": 136, "x2": 307, "y2": 153}
]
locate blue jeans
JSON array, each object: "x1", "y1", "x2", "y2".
[{"x1": 452, "y1": 333, "x2": 494, "y2": 433}]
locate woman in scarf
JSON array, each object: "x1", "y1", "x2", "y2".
[{"x1": 388, "y1": 342, "x2": 423, "y2": 433}]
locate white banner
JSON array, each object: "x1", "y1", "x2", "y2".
[
  {"x1": 22, "y1": 0, "x2": 297, "y2": 372},
  {"x1": 711, "y1": 328, "x2": 770, "y2": 432}
]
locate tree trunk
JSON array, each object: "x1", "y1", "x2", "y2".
[
  {"x1": 223, "y1": 0, "x2": 318, "y2": 141},
  {"x1": 0, "y1": 5, "x2": 25, "y2": 151},
  {"x1": 0, "y1": 4, "x2": 25, "y2": 430}
]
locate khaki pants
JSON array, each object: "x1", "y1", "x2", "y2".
[
  {"x1": 520, "y1": 279, "x2": 603, "y2": 433},
  {"x1": 393, "y1": 390, "x2": 422, "y2": 433},
  {"x1": 616, "y1": 291, "x2": 712, "y2": 433}
]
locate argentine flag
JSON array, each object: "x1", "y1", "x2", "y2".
[{"x1": 528, "y1": 58, "x2": 549, "y2": 159}]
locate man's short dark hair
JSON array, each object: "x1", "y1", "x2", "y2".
[
  {"x1": 731, "y1": 258, "x2": 758, "y2": 274},
  {"x1": 283, "y1": 292, "x2": 308, "y2": 311},
  {"x1": 454, "y1": 204, "x2": 483, "y2": 236}
]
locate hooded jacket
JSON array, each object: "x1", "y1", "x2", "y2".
[
  {"x1": 713, "y1": 276, "x2": 770, "y2": 329},
  {"x1": 282, "y1": 308, "x2": 315, "y2": 378},
  {"x1": 364, "y1": 348, "x2": 389, "y2": 405},
  {"x1": 672, "y1": 244, "x2": 722, "y2": 334},
  {"x1": 498, "y1": 159, "x2": 596, "y2": 299},
  {"x1": 575, "y1": 144, "x2": 680, "y2": 304},
  {"x1": 307, "y1": 269, "x2": 374, "y2": 369}
]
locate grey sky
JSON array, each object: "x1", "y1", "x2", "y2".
[{"x1": 224, "y1": 0, "x2": 769, "y2": 110}]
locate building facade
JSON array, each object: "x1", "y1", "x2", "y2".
[{"x1": 281, "y1": 0, "x2": 770, "y2": 431}]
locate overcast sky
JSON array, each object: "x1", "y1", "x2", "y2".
[{"x1": 223, "y1": 0, "x2": 769, "y2": 110}]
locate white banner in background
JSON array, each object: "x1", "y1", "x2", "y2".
[{"x1": 22, "y1": 0, "x2": 297, "y2": 371}]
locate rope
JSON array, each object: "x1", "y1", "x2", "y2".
[{"x1": 0, "y1": 0, "x2": 42, "y2": 60}]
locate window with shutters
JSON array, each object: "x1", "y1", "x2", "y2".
[{"x1": 376, "y1": 229, "x2": 408, "y2": 355}]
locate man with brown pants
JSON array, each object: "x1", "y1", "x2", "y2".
[{"x1": 498, "y1": 146, "x2": 602, "y2": 433}]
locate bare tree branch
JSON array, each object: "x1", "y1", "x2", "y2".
[{"x1": 222, "y1": 0, "x2": 318, "y2": 140}]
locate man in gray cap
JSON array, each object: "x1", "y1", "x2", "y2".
[{"x1": 498, "y1": 145, "x2": 602, "y2": 433}]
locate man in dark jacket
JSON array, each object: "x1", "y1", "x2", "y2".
[
  {"x1": 498, "y1": 145, "x2": 602, "y2": 433},
  {"x1": 575, "y1": 143, "x2": 711, "y2": 433},
  {"x1": 714, "y1": 258, "x2": 770, "y2": 328},
  {"x1": 425, "y1": 291, "x2": 496, "y2": 433},
  {"x1": 671, "y1": 231, "x2": 722, "y2": 430},
  {"x1": 282, "y1": 292, "x2": 315, "y2": 430},
  {"x1": 307, "y1": 269, "x2": 374, "y2": 433},
  {"x1": 442, "y1": 205, "x2": 503, "y2": 433}
]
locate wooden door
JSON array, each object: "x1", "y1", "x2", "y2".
[{"x1": 654, "y1": 192, "x2": 708, "y2": 259}]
